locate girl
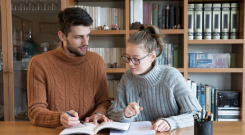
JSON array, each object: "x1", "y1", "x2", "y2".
[{"x1": 107, "y1": 25, "x2": 201, "y2": 132}]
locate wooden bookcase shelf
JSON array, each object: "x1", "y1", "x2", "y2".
[
  {"x1": 91, "y1": 30, "x2": 126, "y2": 35},
  {"x1": 188, "y1": 68, "x2": 243, "y2": 73},
  {"x1": 188, "y1": 39, "x2": 244, "y2": 44},
  {"x1": 106, "y1": 68, "x2": 127, "y2": 73},
  {"x1": 130, "y1": 29, "x2": 184, "y2": 34}
]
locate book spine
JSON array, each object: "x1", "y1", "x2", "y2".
[
  {"x1": 214, "y1": 88, "x2": 218, "y2": 121},
  {"x1": 200, "y1": 84, "x2": 205, "y2": 110},
  {"x1": 169, "y1": 5, "x2": 175, "y2": 29},
  {"x1": 130, "y1": 0, "x2": 134, "y2": 28},
  {"x1": 162, "y1": 5, "x2": 165, "y2": 29},
  {"x1": 211, "y1": 87, "x2": 215, "y2": 115},
  {"x1": 188, "y1": 4, "x2": 195, "y2": 40},
  {"x1": 194, "y1": 4, "x2": 203, "y2": 40},
  {"x1": 148, "y1": 3, "x2": 152, "y2": 25},
  {"x1": 176, "y1": 7, "x2": 182, "y2": 27},
  {"x1": 221, "y1": 3, "x2": 230, "y2": 39},
  {"x1": 143, "y1": 3, "x2": 149, "y2": 25},
  {"x1": 152, "y1": 3, "x2": 158, "y2": 26},
  {"x1": 158, "y1": 5, "x2": 163, "y2": 29},
  {"x1": 230, "y1": 3, "x2": 239, "y2": 39},
  {"x1": 173, "y1": 45, "x2": 178, "y2": 68},
  {"x1": 165, "y1": 5, "x2": 170, "y2": 29},
  {"x1": 212, "y1": 3, "x2": 221, "y2": 39},
  {"x1": 177, "y1": 45, "x2": 182, "y2": 67},
  {"x1": 203, "y1": 3, "x2": 212, "y2": 40}
]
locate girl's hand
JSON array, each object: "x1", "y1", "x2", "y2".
[
  {"x1": 124, "y1": 102, "x2": 143, "y2": 117},
  {"x1": 151, "y1": 119, "x2": 170, "y2": 132}
]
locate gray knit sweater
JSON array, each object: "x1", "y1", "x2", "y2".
[{"x1": 107, "y1": 64, "x2": 202, "y2": 131}]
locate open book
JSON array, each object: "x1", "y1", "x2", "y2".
[{"x1": 59, "y1": 122, "x2": 130, "y2": 135}]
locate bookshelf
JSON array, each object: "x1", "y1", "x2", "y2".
[{"x1": 67, "y1": 0, "x2": 245, "y2": 121}]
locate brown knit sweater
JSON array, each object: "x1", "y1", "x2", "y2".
[{"x1": 27, "y1": 42, "x2": 111, "y2": 128}]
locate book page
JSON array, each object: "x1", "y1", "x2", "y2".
[
  {"x1": 110, "y1": 121, "x2": 155, "y2": 135},
  {"x1": 59, "y1": 122, "x2": 97, "y2": 135},
  {"x1": 94, "y1": 122, "x2": 130, "y2": 133}
]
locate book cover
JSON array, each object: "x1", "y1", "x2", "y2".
[
  {"x1": 194, "y1": 4, "x2": 203, "y2": 40},
  {"x1": 192, "y1": 81, "x2": 197, "y2": 98},
  {"x1": 212, "y1": 3, "x2": 221, "y2": 39},
  {"x1": 158, "y1": 5, "x2": 163, "y2": 29},
  {"x1": 200, "y1": 84, "x2": 206, "y2": 110},
  {"x1": 173, "y1": 45, "x2": 178, "y2": 68},
  {"x1": 230, "y1": 3, "x2": 239, "y2": 39},
  {"x1": 162, "y1": 5, "x2": 165, "y2": 29},
  {"x1": 143, "y1": 3, "x2": 149, "y2": 25},
  {"x1": 221, "y1": 3, "x2": 231, "y2": 39},
  {"x1": 169, "y1": 5, "x2": 176, "y2": 29},
  {"x1": 165, "y1": 5, "x2": 170, "y2": 29},
  {"x1": 148, "y1": 3, "x2": 152, "y2": 25},
  {"x1": 176, "y1": 7, "x2": 182, "y2": 27},
  {"x1": 152, "y1": 3, "x2": 158, "y2": 27},
  {"x1": 188, "y1": 4, "x2": 195, "y2": 40},
  {"x1": 203, "y1": 3, "x2": 212, "y2": 40},
  {"x1": 130, "y1": 0, "x2": 143, "y2": 28}
]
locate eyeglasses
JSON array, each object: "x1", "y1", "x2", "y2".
[{"x1": 121, "y1": 53, "x2": 152, "y2": 65}]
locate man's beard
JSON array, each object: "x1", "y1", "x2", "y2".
[{"x1": 66, "y1": 39, "x2": 87, "y2": 56}]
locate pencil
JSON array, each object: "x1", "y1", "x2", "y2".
[{"x1": 65, "y1": 111, "x2": 87, "y2": 126}]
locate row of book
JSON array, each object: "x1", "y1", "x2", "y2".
[
  {"x1": 188, "y1": 53, "x2": 235, "y2": 68},
  {"x1": 75, "y1": 5, "x2": 125, "y2": 30},
  {"x1": 107, "y1": 80, "x2": 119, "y2": 98},
  {"x1": 88, "y1": 48, "x2": 126, "y2": 68},
  {"x1": 188, "y1": 3, "x2": 239, "y2": 40},
  {"x1": 130, "y1": 0, "x2": 181, "y2": 29},
  {"x1": 157, "y1": 44, "x2": 182, "y2": 68},
  {"x1": 187, "y1": 79, "x2": 219, "y2": 121}
]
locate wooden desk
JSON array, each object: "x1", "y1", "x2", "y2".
[{"x1": 0, "y1": 121, "x2": 244, "y2": 135}]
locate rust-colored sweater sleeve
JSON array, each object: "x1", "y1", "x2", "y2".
[
  {"x1": 27, "y1": 57, "x2": 62, "y2": 128},
  {"x1": 92, "y1": 57, "x2": 111, "y2": 115}
]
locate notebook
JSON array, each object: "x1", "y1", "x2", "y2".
[
  {"x1": 110, "y1": 121, "x2": 155, "y2": 135},
  {"x1": 59, "y1": 122, "x2": 130, "y2": 135}
]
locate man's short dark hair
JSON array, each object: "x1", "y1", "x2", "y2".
[{"x1": 57, "y1": 7, "x2": 93, "y2": 36}]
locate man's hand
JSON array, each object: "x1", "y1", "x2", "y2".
[
  {"x1": 151, "y1": 119, "x2": 170, "y2": 132},
  {"x1": 60, "y1": 110, "x2": 80, "y2": 128},
  {"x1": 124, "y1": 102, "x2": 143, "y2": 118},
  {"x1": 85, "y1": 114, "x2": 113, "y2": 125}
]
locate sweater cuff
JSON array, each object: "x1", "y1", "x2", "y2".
[
  {"x1": 49, "y1": 112, "x2": 63, "y2": 127},
  {"x1": 161, "y1": 117, "x2": 177, "y2": 131},
  {"x1": 92, "y1": 108, "x2": 107, "y2": 116}
]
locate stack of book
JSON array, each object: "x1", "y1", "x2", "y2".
[
  {"x1": 188, "y1": 3, "x2": 239, "y2": 40},
  {"x1": 130, "y1": 0, "x2": 181, "y2": 29},
  {"x1": 187, "y1": 79, "x2": 219, "y2": 121},
  {"x1": 107, "y1": 80, "x2": 120, "y2": 99},
  {"x1": 157, "y1": 44, "x2": 182, "y2": 68},
  {"x1": 188, "y1": 53, "x2": 235, "y2": 68},
  {"x1": 75, "y1": 5, "x2": 125, "y2": 30},
  {"x1": 88, "y1": 48, "x2": 126, "y2": 68}
]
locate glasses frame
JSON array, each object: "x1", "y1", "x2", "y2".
[{"x1": 121, "y1": 53, "x2": 152, "y2": 65}]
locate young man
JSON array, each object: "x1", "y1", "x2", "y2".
[{"x1": 27, "y1": 7, "x2": 111, "y2": 128}]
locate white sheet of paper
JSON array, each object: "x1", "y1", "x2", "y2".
[{"x1": 110, "y1": 121, "x2": 155, "y2": 135}]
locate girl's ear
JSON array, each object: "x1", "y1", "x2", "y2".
[{"x1": 151, "y1": 51, "x2": 157, "y2": 62}]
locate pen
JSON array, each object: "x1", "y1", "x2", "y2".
[
  {"x1": 137, "y1": 92, "x2": 142, "y2": 105},
  {"x1": 65, "y1": 111, "x2": 87, "y2": 126}
]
